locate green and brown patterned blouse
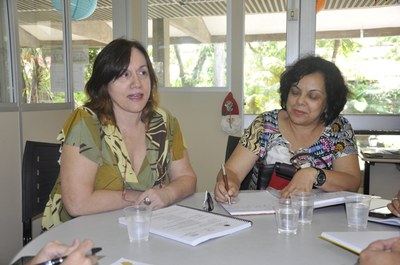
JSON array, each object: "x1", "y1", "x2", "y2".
[{"x1": 42, "y1": 106, "x2": 186, "y2": 230}]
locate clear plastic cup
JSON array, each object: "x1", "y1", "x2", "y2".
[
  {"x1": 344, "y1": 194, "x2": 372, "y2": 229},
  {"x1": 273, "y1": 198, "x2": 300, "y2": 234},
  {"x1": 291, "y1": 191, "x2": 315, "y2": 224},
  {"x1": 124, "y1": 205, "x2": 152, "y2": 242}
]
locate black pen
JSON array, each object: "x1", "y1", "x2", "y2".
[{"x1": 36, "y1": 247, "x2": 102, "y2": 265}]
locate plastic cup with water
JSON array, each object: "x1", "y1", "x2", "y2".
[
  {"x1": 291, "y1": 191, "x2": 315, "y2": 224},
  {"x1": 124, "y1": 205, "x2": 152, "y2": 242},
  {"x1": 273, "y1": 198, "x2": 300, "y2": 235},
  {"x1": 344, "y1": 194, "x2": 372, "y2": 229}
]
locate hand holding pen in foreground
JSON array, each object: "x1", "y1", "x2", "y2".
[
  {"x1": 28, "y1": 239, "x2": 99, "y2": 265},
  {"x1": 221, "y1": 164, "x2": 232, "y2": 205}
]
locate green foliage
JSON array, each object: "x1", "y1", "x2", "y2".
[
  {"x1": 171, "y1": 44, "x2": 222, "y2": 87},
  {"x1": 244, "y1": 37, "x2": 400, "y2": 115},
  {"x1": 346, "y1": 78, "x2": 400, "y2": 114},
  {"x1": 19, "y1": 36, "x2": 400, "y2": 116},
  {"x1": 243, "y1": 41, "x2": 286, "y2": 114}
]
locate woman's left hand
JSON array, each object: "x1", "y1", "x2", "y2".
[
  {"x1": 280, "y1": 167, "x2": 316, "y2": 198},
  {"x1": 136, "y1": 187, "x2": 172, "y2": 210}
]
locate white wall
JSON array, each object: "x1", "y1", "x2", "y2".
[
  {"x1": 0, "y1": 112, "x2": 21, "y2": 265},
  {"x1": 0, "y1": 109, "x2": 71, "y2": 264},
  {"x1": 160, "y1": 91, "x2": 233, "y2": 192}
]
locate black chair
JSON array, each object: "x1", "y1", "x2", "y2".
[
  {"x1": 225, "y1": 136, "x2": 253, "y2": 190},
  {"x1": 22, "y1": 141, "x2": 60, "y2": 246}
]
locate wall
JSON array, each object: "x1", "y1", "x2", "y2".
[
  {"x1": 0, "y1": 112, "x2": 21, "y2": 264},
  {"x1": 160, "y1": 91, "x2": 235, "y2": 193},
  {"x1": 0, "y1": 109, "x2": 71, "y2": 264}
]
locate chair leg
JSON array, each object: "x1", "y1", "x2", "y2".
[{"x1": 22, "y1": 219, "x2": 32, "y2": 246}]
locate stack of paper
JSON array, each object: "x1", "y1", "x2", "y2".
[
  {"x1": 220, "y1": 189, "x2": 356, "y2": 216},
  {"x1": 368, "y1": 216, "x2": 400, "y2": 226}
]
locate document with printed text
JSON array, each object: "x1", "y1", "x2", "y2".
[{"x1": 149, "y1": 204, "x2": 252, "y2": 246}]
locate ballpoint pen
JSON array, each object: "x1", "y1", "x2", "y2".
[
  {"x1": 221, "y1": 164, "x2": 232, "y2": 205},
  {"x1": 36, "y1": 247, "x2": 102, "y2": 265}
]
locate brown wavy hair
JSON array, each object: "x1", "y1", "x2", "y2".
[{"x1": 84, "y1": 38, "x2": 159, "y2": 128}]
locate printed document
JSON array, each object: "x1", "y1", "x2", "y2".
[{"x1": 149, "y1": 204, "x2": 252, "y2": 246}]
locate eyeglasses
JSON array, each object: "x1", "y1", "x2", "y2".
[{"x1": 202, "y1": 191, "x2": 214, "y2": 212}]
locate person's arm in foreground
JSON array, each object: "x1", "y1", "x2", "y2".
[
  {"x1": 387, "y1": 190, "x2": 400, "y2": 217},
  {"x1": 358, "y1": 237, "x2": 400, "y2": 265},
  {"x1": 28, "y1": 239, "x2": 97, "y2": 265},
  {"x1": 214, "y1": 145, "x2": 258, "y2": 203}
]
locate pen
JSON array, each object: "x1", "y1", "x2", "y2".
[
  {"x1": 36, "y1": 247, "x2": 102, "y2": 265},
  {"x1": 221, "y1": 164, "x2": 232, "y2": 205}
]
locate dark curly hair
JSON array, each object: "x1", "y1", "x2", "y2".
[
  {"x1": 279, "y1": 55, "x2": 349, "y2": 125},
  {"x1": 84, "y1": 38, "x2": 159, "y2": 128}
]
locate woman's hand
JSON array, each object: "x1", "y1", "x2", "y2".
[
  {"x1": 387, "y1": 190, "x2": 400, "y2": 217},
  {"x1": 136, "y1": 150, "x2": 197, "y2": 210},
  {"x1": 280, "y1": 167, "x2": 316, "y2": 198},
  {"x1": 214, "y1": 174, "x2": 240, "y2": 203},
  {"x1": 136, "y1": 187, "x2": 173, "y2": 210},
  {"x1": 214, "y1": 145, "x2": 258, "y2": 203}
]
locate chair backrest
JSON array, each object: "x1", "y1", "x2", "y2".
[
  {"x1": 225, "y1": 136, "x2": 253, "y2": 190},
  {"x1": 22, "y1": 140, "x2": 60, "y2": 246}
]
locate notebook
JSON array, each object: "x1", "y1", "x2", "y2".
[
  {"x1": 119, "y1": 204, "x2": 252, "y2": 246},
  {"x1": 320, "y1": 231, "x2": 400, "y2": 254}
]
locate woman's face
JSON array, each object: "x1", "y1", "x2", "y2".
[
  {"x1": 286, "y1": 72, "x2": 327, "y2": 126},
  {"x1": 108, "y1": 48, "x2": 151, "y2": 117}
]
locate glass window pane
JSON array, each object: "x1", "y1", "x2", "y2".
[
  {"x1": 16, "y1": 0, "x2": 111, "y2": 105},
  {"x1": 243, "y1": 0, "x2": 287, "y2": 115},
  {"x1": 70, "y1": 0, "x2": 112, "y2": 107},
  {"x1": 17, "y1": 0, "x2": 66, "y2": 103},
  {"x1": 148, "y1": 0, "x2": 227, "y2": 88},
  {"x1": 316, "y1": 2, "x2": 400, "y2": 115},
  {"x1": 0, "y1": 1, "x2": 13, "y2": 103}
]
